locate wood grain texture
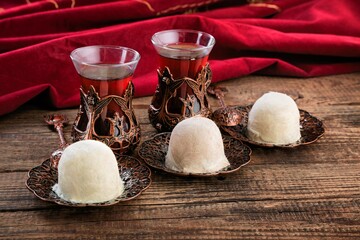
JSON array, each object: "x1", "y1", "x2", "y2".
[{"x1": 0, "y1": 73, "x2": 359, "y2": 239}]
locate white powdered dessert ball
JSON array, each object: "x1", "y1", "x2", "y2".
[
  {"x1": 52, "y1": 140, "x2": 124, "y2": 203},
  {"x1": 247, "y1": 91, "x2": 301, "y2": 144},
  {"x1": 165, "y1": 116, "x2": 230, "y2": 174}
]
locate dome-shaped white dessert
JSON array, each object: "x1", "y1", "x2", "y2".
[
  {"x1": 165, "y1": 116, "x2": 230, "y2": 173},
  {"x1": 247, "y1": 92, "x2": 301, "y2": 144},
  {"x1": 52, "y1": 140, "x2": 124, "y2": 203}
]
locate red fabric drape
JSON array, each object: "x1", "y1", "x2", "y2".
[{"x1": 1, "y1": 0, "x2": 359, "y2": 116}]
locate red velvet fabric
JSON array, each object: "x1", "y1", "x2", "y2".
[{"x1": 1, "y1": 0, "x2": 360, "y2": 116}]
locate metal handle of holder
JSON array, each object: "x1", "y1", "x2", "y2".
[{"x1": 44, "y1": 114, "x2": 69, "y2": 169}]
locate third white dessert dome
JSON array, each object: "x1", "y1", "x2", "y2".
[{"x1": 246, "y1": 91, "x2": 301, "y2": 144}]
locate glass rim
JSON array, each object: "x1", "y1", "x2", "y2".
[
  {"x1": 151, "y1": 29, "x2": 215, "y2": 52},
  {"x1": 70, "y1": 45, "x2": 141, "y2": 68}
]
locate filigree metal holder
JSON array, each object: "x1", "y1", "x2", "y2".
[
  {"x1": 148, "y1": 63, "x2": 212, "y2": 132},
  {"x1": 72, "y1": 81, "x2": 140, "y2": 155}
]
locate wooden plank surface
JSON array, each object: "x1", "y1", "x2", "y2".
[{"x1": 0, "y1": 73, "x2": 359, "y2": 239}]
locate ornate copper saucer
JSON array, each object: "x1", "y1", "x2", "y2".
[
  {"x1": 138, "y1": 133, "x2": 251, "y2": 177},
  {"x1": 26, "y1": 155, "x2": 151, "y2": 207},
  {"x1": 219, "y1": 105, "x2": 325, "y2": 148}
]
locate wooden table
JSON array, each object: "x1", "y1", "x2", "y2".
[{"x1": 0, "y1": 73, "x2": 359, "y2": 239}]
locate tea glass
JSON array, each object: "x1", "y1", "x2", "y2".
[
  {"x1": 149, "y1": 29, "x2": 215, "y2": 132},
  {"x1": 70, "y1": 45, "x2": 141, "y2": 155}
]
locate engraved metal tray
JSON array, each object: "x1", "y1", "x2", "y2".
[
  {"x1": 26, "y1": 155, "x2": 151, "y2": 207},
  {"x1": 219, "y1": 105, "x2": 325, "y2": 148},
  {"x1": 138, "y1": 132, "x2": 251, "y2": 177}
]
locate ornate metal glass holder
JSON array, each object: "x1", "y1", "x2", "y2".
[
  {"x1": 72, "y1": 82, "x2": 140, "y2": 155},
  {"x1": 149, "y1": 64, "x2": 212, "y2": 132}
]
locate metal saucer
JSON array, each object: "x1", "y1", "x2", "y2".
[
  {"x1": 138, "y1": 132, "x2": 251, "y2": 177},
  {"x1": 219, "y1": 105, "x2": 325, "y2": 148},
  {"x1": 26, "y1": 155, "x2": 151, "y2": 207}
]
